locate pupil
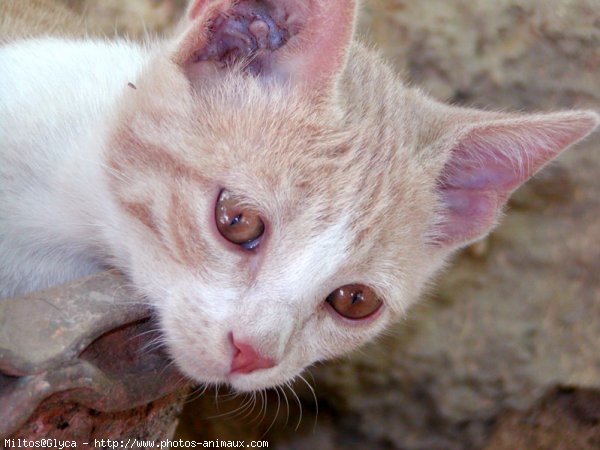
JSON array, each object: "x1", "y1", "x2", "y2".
[
  {"x1": 230, "y1": 214, "x2": 242, "y2": 227},
  {"x1": 351, "y1": 291, "x2": 362, "y2": 304}
]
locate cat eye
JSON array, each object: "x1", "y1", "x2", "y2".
[
  {"x1": 215, "y1": 190, "x2": 265, "y2": 250},
  {"x1": 326, "y1": 284, "x2": 382, "y2": 320}
]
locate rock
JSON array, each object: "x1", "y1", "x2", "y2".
[{"x1": 0, "y1": 271, "x2": 188, "y2": 442}]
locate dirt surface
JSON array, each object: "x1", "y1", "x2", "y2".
[{"x1": 485, "y1": 387, "x2": 600, "y2": 450}]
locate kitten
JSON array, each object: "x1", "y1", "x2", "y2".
[{"x1": 0, "y1": 0, "x2": 597, "y2": 392}]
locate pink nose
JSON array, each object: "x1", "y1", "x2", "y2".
[{"x1": 230, "y1": 335, "x2": 276, "y2": 374}]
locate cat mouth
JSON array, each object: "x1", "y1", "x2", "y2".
[
  {"x1": 225, "y1": 368, "x2": 286, "y2": 392},
  {"x1": 191, "y1": 0, "x2": 301, "y2": 74}
]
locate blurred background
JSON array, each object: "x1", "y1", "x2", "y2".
[{"x1": 70, "y1": 1, "x2": 600, "y2": 448}]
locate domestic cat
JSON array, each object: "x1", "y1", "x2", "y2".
[{"x1": 0, "y1": 0, "x2": 597, "y2": 393}]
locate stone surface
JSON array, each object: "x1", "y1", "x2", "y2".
[
  {"x1": 0, "y1": 271, "x2": 188, "y2": 442},
  {"x1": 9, "y1": 392, "x2": 184, "y2": 449}
]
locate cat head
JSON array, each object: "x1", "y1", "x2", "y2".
[{"x1": 105, "y1": 0, "x2": 599, "y2": 391}]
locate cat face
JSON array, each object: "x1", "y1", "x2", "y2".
[
  {"x1": 105, "y1": 0, "x2": 598, "y2": 391},
  {"x1": 107, "y1": 70, "x2": 437, "y2": 390}
]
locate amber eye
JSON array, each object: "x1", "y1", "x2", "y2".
[
  {"x1": 326, "y1": 284, "x2": 382, "y2": 320},
  {"x1": 215, "y1": 190, "x2": 265, "y2": 249}
]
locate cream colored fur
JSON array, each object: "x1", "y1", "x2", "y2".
[{"x1": 0, "y1": 0, "x2": 597, "y2": 391}]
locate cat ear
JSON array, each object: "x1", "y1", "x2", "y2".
[
  {"x1": 432, "y1": 110, "x2": 599, "y2": 247},
  {"x1": 171, "y1": 0, "x2": 357, "y2": 95}
]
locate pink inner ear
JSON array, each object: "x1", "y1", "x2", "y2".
[
  {"x1": 176, "y1": 0, "x2": 356, "y2": 94},
  {"x1": 436, "y1": 112, "x2": 599, "y2": 246},
  {"x1": 439, "y1": 188, "x2": 501, "y2": 246}
]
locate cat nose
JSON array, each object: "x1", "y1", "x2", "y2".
[{"x1": 229, "y1": 334, "x2": 276, "y2": 374}]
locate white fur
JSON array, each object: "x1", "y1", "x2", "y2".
[{"x1": 0, "y1": 38, "x2": 149, "y2": 297}]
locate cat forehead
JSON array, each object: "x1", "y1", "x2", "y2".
[
  {"x1": 130, "y1": 61, "x2": 415, "y2": 173},
  {"x1": 185, "y1": 79, "x2": 406, "y2": 178},
  {"x1": 121, "y1": 65, "x2": 429, "y2": 280},
  {"x1": 184, "y1": 77, "x2": 429, "y2": 256},
  {"x1": 229, "y1": 158, "x2": 427, "y2": 298}
]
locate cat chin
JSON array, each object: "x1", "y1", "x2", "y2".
[
  {"x1": 227, "y1": 374, "x2": 282, "y2": 392},
  {"x1": 179, "y1": 363, "x2": 296, "y2": 393}
]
